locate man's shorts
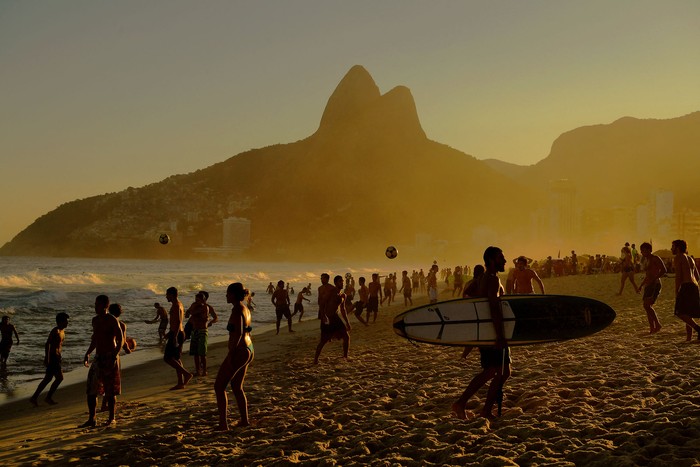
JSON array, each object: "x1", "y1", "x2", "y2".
[
  {"x1": 164, "y1": 330, "x2": 185, "y2": 360},
  {"x1": 643, "y1": 282, "x2": 662, "y2": 303},
  {"x1": 189, "y1": 328, "x2": 208, "y2": 356},
  {"x1": 276, "y1": 306, "x2": 292, "y2": 321},
  {"x1": 479, "y1": 347, "x2": 511, "y2": 369}
]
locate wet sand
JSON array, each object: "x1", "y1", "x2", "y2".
[{"x1": 2, "y1": 273, "x2": 700, "y2": 466}]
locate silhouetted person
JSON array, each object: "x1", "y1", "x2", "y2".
[
  {"x1": 638, "y1": 242, "x2": 666, "y2": 334},
  {"x1": 509, "y1": 256, "x2": 545, "y2": 294},
  {"x1": 0, "y1": 315, "x2": 19, "y2": 367},
  {"x1": 30, "y1": 312, "x2": 69, "y2": 406},
  {"x1": 618, "y1": 242, "x2": 640, "y2": 295},
  {"x1": 164, "y1": 287, "x2": 193, "y2": 390},
  {"x1": 314, "y1": 275, "x2": 351, "y2": 364},
  {"x1": 671, "y1": 239, "x2": 700, "y2": 340}
]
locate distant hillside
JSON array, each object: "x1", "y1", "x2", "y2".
[{"x1": 0, "y1": 66, "x2": 538, "y2": 262}]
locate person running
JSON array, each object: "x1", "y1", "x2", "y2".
[
  {"x1": 30, "y1": 312, "x2": 69, "y2": 406},
  {"x1": 367, "y1": 273, "x2": 383, "y2": 323},
  {"x1": 164, "y1": 287, "x2": 193, "y2": 390},
  {"x1": 215, "y1": 283, "x2": 254, "y2": 430},
  {"x1": 80, "y1": 295, "x2": 124, "y2": 428},
  {"x1": 452, "y1": 246, "x2": 511, "y2": 421},
  {"x1": 671, "y1": 239, "x2": 700, "y2": 341},
  {"x1": 618, "y1": 242, "x2": 640, "y2": 295},
  {"x1": 638, "y1": 242, "x2": 666, "y2": 334},
  {"x1": 145, "y1": 302, "x2": 168, "y2": 343},
  {"x1": 314, "y1": 275, "x2": 352, "y2": 364},
  {"x1": 0, "y1": 316, "x2": 20, "y2": 367},
  {"x1": 292, "y1": 288, "x2": 311, "y2": 322},
  {"x1": 509, "y1": 256, "x2": 545, "y2": 294},
  {"x1": 272, "y1": 280, "x2": 294, "y2": 334}
]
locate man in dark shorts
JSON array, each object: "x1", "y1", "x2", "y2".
[
  {"x1": 314, "y1": 275, "x2": 352, "y2": 364},
  {"x1": 30, "y1": 312, "x2": 69, "y2": 406},
  {"x1": 671, "y1": 239, "x2": 700, "y2": 340},
  {"x1": 452, "y1": 246, "x2": 511, "y2": 421},
  {"x1": 353, "y1": 277, "x2": 369, "y2": 326},
  {"x1": 164, "y1": 287, "x2": 193, "y2": 390},
  {"x1": 638, "y1": 242, "x2": 666, "y2": 334},
  {"x1": 367, "y1": 273, "x2": 382, "y2": 323},
  {"x1": 272, "y1": 280, "x2": 294, "y2": 334}
]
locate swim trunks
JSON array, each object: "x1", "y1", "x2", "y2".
[
  {"x1": 0, "y1": 339, "x2": 11, "y2": 358},
  {"x1": 479, "y1": 347, "x2": 511, "y2": 369},
  {"x1": 643, "y1": 282, "x2": 662, "y2": 302},
  {"x1": 293, "y1": 303, "x2": 303, "y2": 316},
  {"x1": 367, "y1": 296, "x2": 379, "y2": 312},
  {"x1": 675, "y1": 282, "x2": 700, "y2": 318},
  {"x1": 164, "y1": 330, "x2": 185, "y2": 360},
  {"x1": 320, "y1": 313, "x2": 347, "y2": 343},
  {"x1": 87, "y1": 353, "x2": 121, "y2": 397},
  {"x1": 276, "y1": 306, "x2": 292, "y2": 321},
  {"x1": 428, "y1": 287, "x2": 438, "y2": 301},
  {"x1": 189, "y1": 328, "x2": 208, "y2": 356}
]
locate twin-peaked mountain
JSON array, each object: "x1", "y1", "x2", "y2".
[{"x1": 2, "y1": 66, "x2": 699, "y2": 261}]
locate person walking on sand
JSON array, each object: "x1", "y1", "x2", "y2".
[
  {"x1": 638, "y1": 242, "x2": 666, "y2": 334},
  {"x1": 272, "y1": 280, "x2": 294, "y2": 334},
  {"x1": 367, "y1": 273, "x2": 383, "y2": 323},
  {"x1": 314, "y1": 275, "x2": 352, "y2": 364},
  {"x1": 145, "y1": 302, "x2": 168, "y2": 343},
  {"x1": 164, "y1": 287, "x2": 193, "y2": 390},
  {"x1": 80, "y1": 295, "x2": 124, "y2": 428},
  {"x1": 215, "y1": 283, "x2": 254, "y2": 430},
  {"x1": 0, "y1": 316, "x2": 20, "y2": 367},
  {"x1": 509, "y1": 256, "x2": 545, "y2": 295},
  {"x1": 618, "y1": 242, "x2": 640, "y2": 295},
  {"x1": 671, "y1": 240, "x2": 700, "y2": 341},
  {"x1": 293, "y1": 288, "x2": 310, "y2": 322},
  {"x1": 30, "y1": 312, "x2": 69, "y2": 406},
  {"x1": 100, "y1": 303, "x2": 136, "y2": 412},
  {"x1": 452, "y1": 246, "x2": 511, "y2": 421}
]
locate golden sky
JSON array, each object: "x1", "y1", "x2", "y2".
[{"x1": 1, "y1": 0, "x2": 699, "y2": 245}]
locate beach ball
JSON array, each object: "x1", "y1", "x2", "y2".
[
  {"x1": 385, "y1": 245, "x2": 398, "y2": 259},
  {"x1": 159, "y1": 233, "x2": 170, "y2": 245}
]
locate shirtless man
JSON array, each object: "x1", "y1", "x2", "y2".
[
  {"x1": 509, "y1": 256, "x2": 545, "y2": 294},
  {"x1": 452, "y1": 246, "x2": 511, "y2": 421},
  {"x1": 398, "y1": 270, "x2": 413, "y2": 307},
  {"x1": 293, "y1": 288, "x2": 311, "y2": 322},
  {"x1": 30, "y1": 312, "x2": 69, "y2": 406},
  {"x1": 314, "y1": 275, "x2": 352, "y2": 364},
  {"x1": 272, "y1": 280, "x2": 294, "y2": 334},
  {"x1": 618, "y1": 242, "x2": 640, "y2": 295},
  {"x1": 0, "y1": 316, "x2": 19, "y2": 366},
  {"x1": 318, "y1": 273, "x2": 337, "y2": 321},
  {"x1": 671, "y1": 240, "x2": 700, "y2": 340},
  {"x1": 353, "y1": 277, "x2": 369, "y2": 326},
  {"x1": 638, "y1": 242, "x2": 666, "y2": 334},
  {"x1": 80, "y1": 295, "x2": 124, "y2": 427},
  {"x1": 367, "y1": 273, "x2": 383, "y2": 323},
  {"x1": 186, "y1": 291, "x2": 218, "y2": 376},
  {"x1": 164, "y1": 287, "x2": 193, "y2": 390},
  {"x1": 145, "y1": 302, "x2": 168, "y2": 343},
  {"x1": 381, "y1": 274, "x2": 393, "y2": 306}
]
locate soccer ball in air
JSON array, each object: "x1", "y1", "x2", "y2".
[
  {"x1": 158, "y1": 233, "x2": 170, "y2": 245},
  {"x1": 385, "y1": 246, "x2": 398, "y2": 259}
]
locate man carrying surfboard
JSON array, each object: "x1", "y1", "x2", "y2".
[{"x1": 452, "y1": 246, "x2": 511, "y2": 421}]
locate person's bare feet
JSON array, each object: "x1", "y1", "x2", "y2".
[
  {"x1": 451, "y1": 402, "x2": 467, "y2": 420},
  {"x1": 170, "y1": 384, "x2": 185, "y2": 390},
  {"x1": 183, "y1": 372, "x2": 193, "y2": 386},
  {"x1": 45, "y1": 398, "x2": 58, "y2": 405}
]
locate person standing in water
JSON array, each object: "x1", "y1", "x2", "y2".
[{"x1": 215, "y1": 283, "x2": 254, "y2": 430}]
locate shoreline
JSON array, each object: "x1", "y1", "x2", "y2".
[{"x1": 3, "y1": 275, "x2": 700, "y2": 465}]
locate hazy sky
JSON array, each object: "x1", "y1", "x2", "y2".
[{"x1": 1, "y1": 1, "x2": 699, "y2": 245}]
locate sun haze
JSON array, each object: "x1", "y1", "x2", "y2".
[{"x1": 1, "y1": 1, "x2": 699, "y2": 245}]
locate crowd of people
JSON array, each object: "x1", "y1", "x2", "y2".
[{"x1": 3, "y1": 238, "x2": 700, "y2": 427}]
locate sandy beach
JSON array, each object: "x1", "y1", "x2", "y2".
[{"x1": 2, "y1": 273, "x2": 700, "y2": 466}]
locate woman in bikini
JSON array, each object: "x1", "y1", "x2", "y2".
[{"x1": 214, "y1": 283, "x2": 254, "y2": 430}]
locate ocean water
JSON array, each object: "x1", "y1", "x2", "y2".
[{"x1": 0, "y1": 256, "x2": 395, "y2": 399}]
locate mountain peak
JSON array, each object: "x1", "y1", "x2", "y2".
[
  {"x1": 318, "y1": 65, "x2": 381, "y2": 129},
  {"x1": 317, "y1": 66, "x2": 425, "y2": 140}
]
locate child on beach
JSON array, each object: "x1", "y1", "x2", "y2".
[{"x1": 30, "y1": 312, "x2": 69, "y2": 406}]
